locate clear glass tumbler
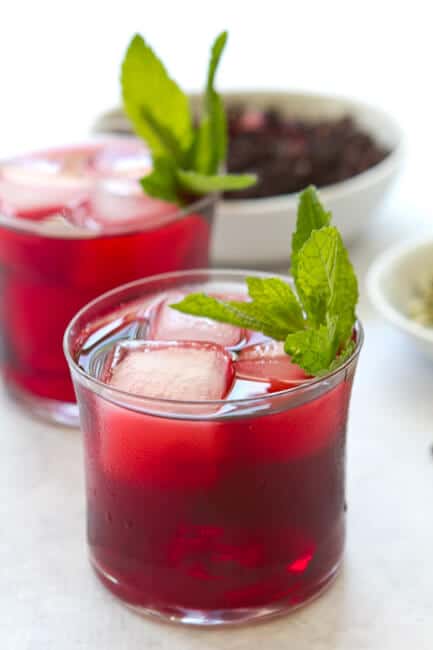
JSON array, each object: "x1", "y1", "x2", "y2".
[{"x1": 64, "y1": 269, "x2": 363, "y2": 625}]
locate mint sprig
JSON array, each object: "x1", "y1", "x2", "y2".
[
  {"x1": 121, "y1": 32, "x2": 256, "y2": 204},
  {"x1": 171, "y1": 186, "x2": 359, "y2": 376},
  {"x1": 191, "y1": 31, "x2": 228, "y2": 175}
]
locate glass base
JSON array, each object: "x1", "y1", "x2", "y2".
[
  {"x1": 91, "y1": 556, "x2": 341, "y2": 627},
  {"x1": 5, "y1": 381, "x2": 79, "y2": 427}
]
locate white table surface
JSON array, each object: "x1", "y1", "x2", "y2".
[{"x1": 2, "y1": 174, "x2": 433, "y2": 649}]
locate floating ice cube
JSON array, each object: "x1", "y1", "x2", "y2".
[
  {"x1": 93, "y1": 138, "x2": 151, "y2": 178},
  {"x1": 236, "y1": 340, "x2": 308, "y2": 387},
  {"x1": 73, "y1": 139, "x2": 177, "y2": 232},
  {"x1": 108, "y1": 341, "x2": 234, "y2": 401},
  {"x1": 149, "y1": 294, "x2": 243, "y2": 347},
  {"x1": 0, "y1": 146, "x2": 96, "y2": 214},
  {"x1": 82, "y1": 178, "x2": 178, "y2": 233}
]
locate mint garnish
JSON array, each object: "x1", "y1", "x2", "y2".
[
  {"x1": 171, "y1": 186, "x2": 359, "y2": 376},
  {"x1": 121, "y1": 32, "x2": 256, "y2": 204},
  {"x1": 291, "y1": 185, "x2": 331, "y2": 275},
  {"x1": 191, "y1": 31, "x2": 228, "y2": 175}
]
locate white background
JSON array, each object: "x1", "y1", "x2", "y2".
[
  {"x1": 0, "y1": 1, "x2": 430, "y2": 155},
  {"x1": 0, "y1": 1, "x2": 431, "y2": 219}
]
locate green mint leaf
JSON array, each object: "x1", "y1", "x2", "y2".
[
  {"x1": 171, "y1": 295, "x2": 292, "y2": 341},
  {"x1": 121, "y1": 34, "x2": 193, "y2": 164},
  {"x1": 190, "y1": 117, "x2": 214, "y2": 175},
  {"x1": 190, "y1": 32, "x2": 228, "y2": 175},
  {"x1": 171, "y1": 293, "x2": 275, "y2": 334},
  {"x1": 171, "y1": 277, "x2": 304, "y2": 341},
  {"x1": 140, "y1": 157, "x2": 179, "y2": 203},
  {"x1": 284, "y1": 316, "x2": 339, "y2": 375},
  {"x1": 295, "y1": 225, "x2": 358, "y2": 343},
  {"x1": 176, "y1": 169, "x2": 256, "y2": 195},
  {"x1": 291, "y1": 186, "x2": 331, "y2": 276},
  {"x1": 207, "y1": 31, "x2": 228, "y2": 93},
  {"x1": 206, "y1": 31, "x2": 228, "y2": 166},
  {"x1": 245, "y1": 277, "x2": 305, "y2": 332},
  {"x1": 212, "y1": 92, "x2": 228, "y2": 165},
  {"x1": 139, "y1": 108, "x2": 185, "y2": 164},
  {"x1": 325, "y1": 339, "x2": 356, "y2": 374}
]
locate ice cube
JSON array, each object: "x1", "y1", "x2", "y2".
[
  {"x1": 235, "y1": 340, "x2": 308, "y2": 387},
  {"x1": 93, "y1": 138, "x2": 152, "y2": 178},
  {"x1": 108, "y1": 341, "x2": 234, "y2": 401},
  {"x1": 0, "y1": 146, "x2": 96, "y2": 213},
  {"x1": 82, "y1": 178, "x2": 178, "y2": 232},
  {"x1": 149, "y1": 294, "x2": 243, "y2": 347}
]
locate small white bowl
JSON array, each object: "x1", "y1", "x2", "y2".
[
  {"x1": 367, "y1": 236, "x2": 433, "y2": 361},
  {"x1": 94, "y1": 90, "x2": 403, "y2": 267},
  {"x1": 213, "y1": 91, "x2": 402, "y2": 266}
]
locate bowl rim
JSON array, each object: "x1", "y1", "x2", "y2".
[{"x1": 367, "y1": 235, "x2": 433, "y2": 344}]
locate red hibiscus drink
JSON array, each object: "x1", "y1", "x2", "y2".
[
  {"x1": 0, "y1": 140, "x2": 215, "y2": 424},
  {"x1": 64, "y1": 270, "x2": 362, "y2": 625}
]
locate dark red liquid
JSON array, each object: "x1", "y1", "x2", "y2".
[
  {"x1": 72, "y1": 296, "x2": 356, "y2": 615},
  {"x1": 78, "y1": 382, "x2": 351, "y2": 613},
  {"x1": 0, "y1": 212, "x2": 211, "y2": 403}
]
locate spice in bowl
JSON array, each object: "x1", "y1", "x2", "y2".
[
  {"x1": 225, "y1": 107, "x2": 390, "y2": 199},
  {"x1": 408, "y1": 275, "x2": 433, "y2": 327}
]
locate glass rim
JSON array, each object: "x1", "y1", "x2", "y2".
[
  {"x1": 0, "y1": 192, "x2": 218, "y2": 239},
  {"x1": 64, "y1": 269, "x2": 364, "y2": 411}
]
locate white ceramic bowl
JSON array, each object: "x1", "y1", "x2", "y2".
[
  {"x1": 94, "y1": 90, "x2": 403, "y2": 267},
  {"x1": 213, "y1": 91, "x2": 402, "y2": 266},
  {"x1": 367, "y1": 236, "x2": 433, "y2": 361}
]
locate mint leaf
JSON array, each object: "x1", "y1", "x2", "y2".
[
  {"x1": 191, "y1": 97, "x2": 227, "y2": 175},
  {"x1": 295, "y1": 225, "x2": 358, "y2": 342},
  {"x1": 207, "y1": 31, "x2": 228, "y2": 95},
  {"x1": 191, "y1": 32, "x2": 228, "y2": 175},
  {"x1": 191, "y1": 118, "x2": 214, "y2": 175},
  {"x1": 245, "y1": 277, "x2": 304, "y2": 331},
  {"x1": 121, "y1": 34, "x2": 193, "y2": 163},
  {"x1": 140, "y1": 157, "x2": 179, "y2": 203},
  {"x1": 171, "y1": 293, "x2": 274, "y2": 334},
  {"x1": 325, "y1": 339, "x2": 356, "y2": 374},
  {"x1": 212, "y1": 92, "x2": 227, "y2": 166},
  {"x1": 284, "y1": 316, "x2": 339, "y2": 375},
  {"x1": 184, "y1": 29, "x2": 227, "y2": 176},
  {"x1": 139, "y1": 108, "x2": 185, "y2": 164},
  {"x1": 291, "y1": 185, "x2": 331, "y2": 276},
  {"x1": 177, "y1": 169, "x2": 256, "y2": 195},
  {"x1": 206, "y1": 31, "x2": 228, "y2": 167},
  {"x1": 171, "y1": 280, "x2": 302, "y2": 341}
]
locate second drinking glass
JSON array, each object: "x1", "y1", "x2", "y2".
[{"x1": 0, "y1": 139, "x2": 216, "y2": 424}]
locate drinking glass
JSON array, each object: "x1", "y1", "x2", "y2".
[
  {"x1": 64, "y1": 269, "x2": 363, "y2": 625},
  {"x1": 0, "y1": 142, "x2": 215, "y2": 424}
]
